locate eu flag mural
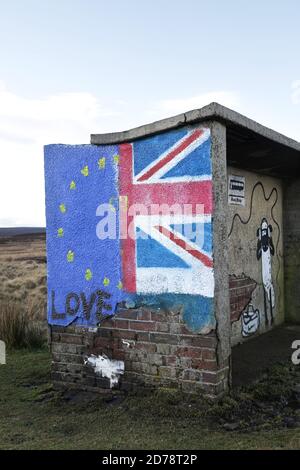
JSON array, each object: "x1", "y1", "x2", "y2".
[
  {"x1": 44, "y1": 125, "x2": 215, "y2": 331},
  {"x1": 44, "y1": 144, "x2": 124, "y2": 327}
]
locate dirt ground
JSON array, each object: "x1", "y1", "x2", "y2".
[{"x1": 233, "y1": 324, "x2": 300, "y2": 387}]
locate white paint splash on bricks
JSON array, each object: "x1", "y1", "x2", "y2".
[
  {"x1": 121, "y1": 339, "x2": 135, "y2": 348},
  {"x1": 85, "y1": 354, "x2": 124, "y2": 387}
]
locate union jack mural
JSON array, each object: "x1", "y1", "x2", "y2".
[
  {"x1": 44, "y1": 126, "x2": 214, "y2": 330},
  {"x1": 119, "y1": 127, "x2": 213, "y2": 297}
]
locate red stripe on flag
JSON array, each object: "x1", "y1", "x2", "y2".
[
  {"x1": 137, "y1": 129, "x2": 204, "y2": 182},
  {"x1": 119, "y1": 143, "x2": 136, "y2": 293},
  {"x1": 154, "y1": 225, "x2": 213, "y2": 268},
  {"x1": 130, "y1": 180, "x2": 212, "y2": 215}
]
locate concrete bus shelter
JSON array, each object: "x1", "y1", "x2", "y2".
[{"x1": 45, "y1": 103, "x2": 300, "y2": 397}]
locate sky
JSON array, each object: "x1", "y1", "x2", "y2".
[{"x1": 0, "y1": 0, "x2": 300, "y2": 227}]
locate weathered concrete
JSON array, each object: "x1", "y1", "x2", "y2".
[
  {"x1": 284, "y1": 178, "x2": 300, "y2": 323},
  {"x1": 91, "y1": 102, "x2": 300, "y2": 153},
  {"x1": 210, "y1": 122, "x2": 231, "y2": 371},
  {"x1": 227, "y1": 168, "x2": 285, "y2": 345},
  {"x1": 46, "y1": 103, "x2": 300, "y2": 397}
]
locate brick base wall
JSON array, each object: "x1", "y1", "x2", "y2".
[
  {"x1": 229, "y1": 274, "x2": 257, "y2": 323},
  {"x1": 51, "y1": 308, "x2": 230, "y2": 398}
]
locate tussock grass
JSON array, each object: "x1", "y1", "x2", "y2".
[
  {"x1": 0, "y1": 233, "x2": 47, "y2": 315},
  {"x1": 0, "y1": 300, "x2": 47, "y2": 349}
]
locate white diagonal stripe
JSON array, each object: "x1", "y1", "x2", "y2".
[{"x1": 134, "y1": 128, "x2": 210, "y2": 183}]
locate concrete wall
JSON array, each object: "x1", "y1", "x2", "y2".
[
  {"x1": 227, "y1": 167, "x2": 284, "y2": 346},
  {"x1": 210, "y1": 122, "x2": 231, "y2": 367},
  {"x1": 284, "y1": 178, "x2": 300, "y2": 323},
  {"x1": 45, "y1": 122, "x2": 231, "y2": 397},
  {"x1": 44, "y1": 125, "x2": 215, "y2": 333}
]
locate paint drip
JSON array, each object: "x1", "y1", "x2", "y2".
[{"x1": 85, "y1": 354, "x2": 124, "y2": 387}]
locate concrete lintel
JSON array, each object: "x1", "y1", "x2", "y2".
[{"x1": 91, "y1": 102, "x2": 300, "y2": 153}]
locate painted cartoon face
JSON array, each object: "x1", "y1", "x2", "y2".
[{"x1": 261, "y1": 219, "x2": 269, "y2": 252}]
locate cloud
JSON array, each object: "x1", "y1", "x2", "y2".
[
  {"x1": 0, "y1": 82, "x2": 124, "y2": 226},
  {"x1": 151, "y1": 91, "x2": 240, "y2": 119},
  {"x1": 0, "y1": 85, "x2": 241, "y2": 227},
  {"x1": 291, "y1": 80, "x2": 300, "y2": 105}
]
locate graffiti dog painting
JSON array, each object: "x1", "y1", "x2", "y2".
[
  {"x1": 44, "y1": 126, "x2": 215, "y2": 332},
  {"x1": 257, "y1": 218, "x2": 275, "y2": 325}
]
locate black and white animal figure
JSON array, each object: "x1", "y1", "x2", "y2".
[
  {"x1": 256, "y1": 218, "x2": 275, "y2": 326},
  {"x1": 241, "y1": 304, "x2": 260, "y2": 337}
]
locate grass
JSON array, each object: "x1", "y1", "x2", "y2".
[
  {"x1": 0, "y1": 301, "x2": 47, "y2": 349},
  {"x1": 0, "y1": 233, "x2": 47, "y2": 350},
  {"x1": 0, "y1": 350, "x2": 300, "y2": 450},
  {"x1": 0, "y1": 233, "x2": 299, "y2": 449},
  {"x1": 0, "y1": 233, "x2": 46, "y2": 311}
]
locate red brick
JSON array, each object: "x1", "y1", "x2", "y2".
[
  {"x1": 150, "y1": 333, "x2": 179, "y2": 345},
  {"x1": 95, "y1": 334, "x2": 115, "y2": 345},
  {"x1": 100, "y1": 317, "x2": 115, "y2": 328},
  {"x1": 136, "y1": 332, "x2": 150, "y2": 342},
  {"x1": 192, "y1": 358, "x2": 218, "y2": 371},
  {"x1": 176, "y1": 347, "x2": 201, "y2": 359},
  {"x1": 130, "y1": 321, "x2": 156, "y2": 331},
  {"x1": 113, "y1": 350, "x2": 126, "y2": 361},
  {"x1": 180, "y1": 335, "x2": 217, "y2": 349},
  {"x1": 61, "y1": 334, "x2": 83, "y2": 345},
  {"x1": 116, "y1": 309, "x2": 150, "y2": 321},
  {"x1": 137, "y1": 310, "x2": 151, "y2": 321},
  {"x1": 151, "y1": 311, "x2": 165, "y2": 322},
  {"x1": 202, "y1": 349, "x2": 216, "y2": 361},
  {"x1": 111, "y1": 329, "x2": 137, "y2": 340},
  {"x1": 202, "y1": 372, "x2": 219, "y2": 384},
  {"x1": 97, "y1": 328, "x2": 113, "y2": 338},
  {"x1": 162, "y1": 355, "x2": 177, "y2": 366},
  {"x1": 115, "y1": 309, "x2": 139, "y2": 320},
  {"x1": 114, "y1": 319, "x2": 129, "y2": 330},
  {"x1": 180, "y1": 324, "x2": 193, "y2": 335}
]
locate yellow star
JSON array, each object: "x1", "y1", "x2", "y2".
[
  {"x1": 98, "y1": 157, "x2": 106, "y2": 169},
  {"x1": 59, "y1": 203, "x2": 66, "y2": 213},
  {"x1": 81, "y1": 165, "x2": 89, "y2": 177},
  {"x1": 67, "y1": 250, "x2": 74, "y2": 262},
  {"x1": 85, "y1": 269, "x2": 92, "y2": 281}
]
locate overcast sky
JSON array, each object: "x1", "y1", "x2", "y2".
[{"x1": 1, "y1": 0, "x2": 300, "y2": 226}]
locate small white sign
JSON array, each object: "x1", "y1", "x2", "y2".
[{"x1": 228, "y1": 175, "x2": 245, "y2": 206}]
